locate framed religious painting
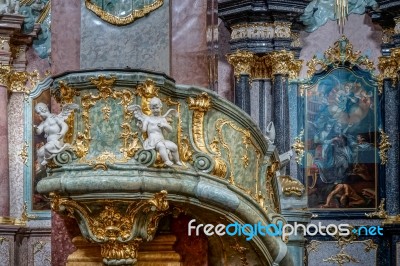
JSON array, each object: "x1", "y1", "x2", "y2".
[{"x1": 297, "y1": 36, "x2": 383, "y2": 218}]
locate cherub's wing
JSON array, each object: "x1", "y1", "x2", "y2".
[
  {"x1": 163, "y1": 109, "x2": 178, "y2": 119},
  {"x1": 58, "y1": 103, "x2": 79, "y2": 121},
  {"x1": 127, "y1": 104, "x2": 146, "y2": 121}
]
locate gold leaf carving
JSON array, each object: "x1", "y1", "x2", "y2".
[
  {"x1": 18, "y1": 142, "x2": 29, "y2": 165},
  {"x1": 379, "y1": 129, "x2": 391, "y2": 165},
  {"x1": 85, "y1": 0, "x2": 164, "y2": 26},
  {"x1": 227, "y1": 50, "x2": 255, "y2": 79},
  {"x1": 279, "y1": 175, "x2": 305, "y2": 197},
  {"x1": 323, "y1": 249, "x2": 359, "y2": 265},
  {"x1": 291, "y1": 129, "x2": 304, "y2": 165},
  {"x1": 135, "y1": 79, "x2": 159, "y2": 115},
  {"x1": 306, "y1": 36, "x2": 375, "y2": 79}
]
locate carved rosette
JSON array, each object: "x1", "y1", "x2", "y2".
[
  {"x1": 50, "y1": 190, "x2": 169, "y2": 265},
  {"x1": 227, "y1": 50, "x2": 255, "y2": 79}
]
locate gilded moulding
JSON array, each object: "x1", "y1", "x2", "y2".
[
  {"x1": 214, "y1": 118, "x2": 261, "y2": 190},
  {"x1": 85, "y1": 0, "x2": 164, "y2": 26},
  {"x1": 187, "y1": 92, "x2": 212, "y2": 152},
  {"x1": 0, "y1": 202, "x2": 37, "y2": 226},
  {"x1": 291, "y1": 129, "x2": 304, "y2": 165},
  {"x1": 50, "y1": 190, "x2": 169, "y2": 264},
  {"x1": 75, "y1": 75, "x2": 136, "y2": 166},
  {"x1": 306, "y1": 35, "x2": 375, "y2": 79},
  {"x1": 278, "y1": 175, "x2": 305, "y2": 197},
  {"x1": 187, "y1": 93, "x2": 227, "y2": 176},
  {"x1": 165, "y1": 97, "x2": 191, "y2": 165},
  {"x1": 365, "y1": 198, "x2": 400, "y2": 224},
  {"x1": 266, "y1": 161, "x2": 280, "y2": 213},
  {"x1": 378, "y1": 129, "x2": 391, "y2": 165},
  {"x1": 227, "y1": 50, "x2": 255, "y2": 79}
]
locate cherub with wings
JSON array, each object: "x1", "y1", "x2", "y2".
[
  {"x1": 34, "y1": 102, "x2": 78, "y2": 168},
  {"x1": 127, "y1": 97, "x2": 182, "y2": 167}
]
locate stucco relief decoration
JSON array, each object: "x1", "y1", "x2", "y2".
[
  {"x1": 300, "y1": 0, "x2": 379, "y2": 32},
  {"x1": 85, "y1": 0, "x2": 164, "y2": 25},
  {"x1": 33, "y1": 102, "x2": 79, "y2": 171},
  {"x1": 128, "y1": 98, "x2": 182, "y2": 167}
]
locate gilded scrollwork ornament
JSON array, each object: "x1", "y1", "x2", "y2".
[
  {"x1": 278, "y1": 175, "x2": 305, "y2": 197},
  {"x1": 306, "y1": 36, "x2": 375, "y2": 79},
  {"x1": 85, "y1": 0, "x2": 164, "y2": 26},
  {"x1": 135, "y1": 79, "x2": 159, "y2": 115},
  {"x1": 378, "y1": 129, "x2": 391, "y2": 165},
  {"x1": 365, "y1": 199, "x2": 400, "y2": 224},
  {"x1": 19, "y1": 142, "x2": 29, "y2": 165},
  {"x1": 50, "y1": 190, "x2": 169, "y2": 264},
  {"x1": 291, "y1": 130, "x2": 305, "y2": 165}
]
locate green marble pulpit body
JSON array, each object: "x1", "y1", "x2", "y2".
[{"x1": 36, "y1": 69, "x2": 294, "y2": 265}]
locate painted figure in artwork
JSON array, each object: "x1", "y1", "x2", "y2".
[
  {"x1": 128, "y1": 97, "x2": 182, "y2": 167},
  {"x1": 34, "y1": 102, "x2": 78, "y2": 170}
]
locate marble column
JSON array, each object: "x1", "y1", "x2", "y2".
[
  {"x1": 0, "y1": 85, "x2": 9, "y2": 216},
  {"x1": 227, "y1": 50, "x2": 254, "y2": 115},
  {"x1": 384, "y1": 78, "x2": 400, "y2": 215},
  {"x1": 0, "y1": 36, "x2": 11, "y2": 217},
  {"x1": 235, "y1": 74, "x2": 251, "y2": 114},
  {"x1": 272, "y1": 74, "x2": 290, "y2": 153}
]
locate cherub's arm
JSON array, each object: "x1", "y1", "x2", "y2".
[
  {"x1": 158, "y1": 118, "x2": 172, "y2": 132},
  {"x1": 35, "y1": 122, "x2": 44, "y2": 135}
]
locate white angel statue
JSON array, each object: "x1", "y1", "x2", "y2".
[
  {"x1": 34, "y1": 102, "x2": 79, "y2": 168},
  {"x1": 127, "y1": 97, "x2": 182, "y2": 167}
]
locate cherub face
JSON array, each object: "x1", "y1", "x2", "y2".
[
  {"x1": 35, "y1": 103, "x2": 50, "y2": 119},
  {"x1": 150, "y1": 103, "x2": 161, "y2": 116}
]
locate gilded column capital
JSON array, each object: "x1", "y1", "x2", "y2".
[
  {"x1": 269, "y1": 50, "x2": 302, "y2": 79},
  {"x1": 227, "y1": 50, "x2": 255, "y2": 78},
  {"x1": 378, "y1": 47, "x2": 400, "y2": 88}
]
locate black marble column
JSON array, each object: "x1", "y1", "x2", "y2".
[
  {"x1": 272, "y1": 74, "x2": 290, "y2": 153},
  {"x1": 384, "y1": 78, "x2": 400, "y2": 215},
  {"x1": 234, "y1": 74, "x2": 251, "y2": 115},
  {"x1": 257, "y1": 79, "x2": 272, "y2": 134}
]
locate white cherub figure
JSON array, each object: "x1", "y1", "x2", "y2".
[
  {"x1": 128, "y1": 97, "x2": 182, "y2": 167},
  {"x1": 34, "y1": 102, "x2": 78, "y2": 169}
]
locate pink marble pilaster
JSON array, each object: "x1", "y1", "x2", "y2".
[
  {"x1": 0, "y1": 86, "x2": 9, "y2": 216},
  {"x1": 52, "y1": 211, "x2": 81, "y2": 266},
  {"x1": 51, "y1": 0, "x2": 81, "y2": 75},
  {"x1": 171, "y1": 0, "x2": 209, "y2": 87}
]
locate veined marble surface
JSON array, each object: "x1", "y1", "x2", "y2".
[{"x1": 80, "y1": 0, "x2": 170, "y2": 74}]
